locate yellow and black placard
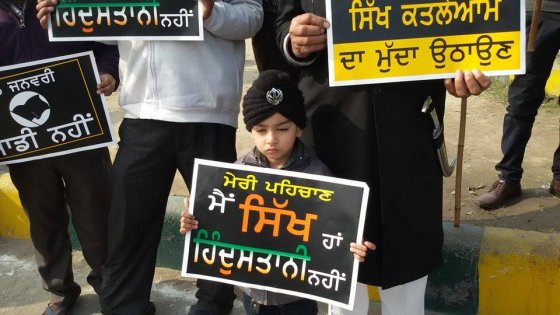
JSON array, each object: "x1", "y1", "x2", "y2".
[{"x1": 326, "y1": 0, "x2": 524, "y2": 86}]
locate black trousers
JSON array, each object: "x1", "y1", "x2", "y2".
[
  {"x1": 9, "y1": 148, "x2": 111, "y2": 307},
  {"x1": 497, "y1": 11, "x2": 560, "y2": 182},
  {"x1": 101, "y1": 119, "x2": 237, "y2": 315}
]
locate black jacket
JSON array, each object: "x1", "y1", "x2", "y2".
[{"x1": 275, "y1": 0, "x2": 446, "y2": 289}]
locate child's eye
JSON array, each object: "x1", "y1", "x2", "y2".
[{"x1": 278, "y1": 128, "x2": 289, "y2": 132}]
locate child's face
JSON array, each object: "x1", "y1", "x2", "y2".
[{"x1": 250, "y1": 112, "x2": 302, "y2": 169}]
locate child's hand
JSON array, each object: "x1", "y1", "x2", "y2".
[
  {"x1": 350, "y1": 241, "x2": 376, "y2": 262},
  {"x1": 179, "y1": 211, "x2": 199, "y2": 235},
  {"x1": 179, "y1": 198, "x2": 198, "y2": 235}
]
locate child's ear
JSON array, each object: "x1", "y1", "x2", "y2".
[{"x1": 297, "y1": 127, "x2": 303, "y2": 137}]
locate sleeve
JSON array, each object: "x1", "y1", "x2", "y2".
[
  {"x1": 204, "y1": 0, "x2": 264, "y2": 40},
  {"x1": 90, "y1": 41, "x2": 120, "y2": 89},
  {"x1": 275, "y1": 0, "x2": 318, "y2": 67}
]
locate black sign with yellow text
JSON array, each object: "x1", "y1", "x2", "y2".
[
  {"x1": 326, "y1": 0, "x2": 525, "y2": 86},
  {"x1": 181, "y1": 159, "x2": 369, "y2": 309},
  {"x1": 0, "y1": 52, "x2": 114, "y2": 165}
]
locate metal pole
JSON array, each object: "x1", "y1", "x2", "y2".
[{"x1": 454, "y1": 97, "x2": 467, "y2": 227}]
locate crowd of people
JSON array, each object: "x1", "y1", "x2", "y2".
[{"x1": 1, "y1": 0, "x2": 558, "y2": 314}]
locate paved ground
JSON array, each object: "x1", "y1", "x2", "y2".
[
  {"x1": 0, "y1": 238, "x2": 389, "y2": 314},
  {"x1": 0, "y1": 238, "x2": 241, "y2": 315}
]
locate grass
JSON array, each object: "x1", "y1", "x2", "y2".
[{"x1": 484, "y1": 76, "x2": 559, "y2": 113}]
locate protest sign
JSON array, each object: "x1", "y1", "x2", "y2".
[
  {"x1": 48, "y1": 0, "x2": 202, "y2": 41},
  {"x1": 326, "y1": 0, "x2": 525, "y2": 86},
  {"x1": 0, "y1": 52, "x2": 114, "y2": 165},
  {"x1": 182, "y1": 159, "x2": 369, "y2": 309}
]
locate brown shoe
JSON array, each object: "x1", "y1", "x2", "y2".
[
  {"x1": 550, "y1": 178, "x2": 560, "y2": 198},
  {"x1": 477, "y1": 179, "x2": 522, "y2": 210}
]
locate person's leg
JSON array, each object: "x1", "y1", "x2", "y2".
[
  {"x1": 479, "y1": 13, "x2": 560, "y2": 209},
  {"x1": 242, "y1": 293, "x2": 275, "y2": 315},
  {"x1": 101, "y1": 119, "x2": 177, "y2": 315},
  {"x1": 547, "y1": 13, "x2": 560, "y2": 194},
  {"x1": 176, "y1": 122, "x2": 237, "y2": 315},
  {"x1": 9, "y1": 160, "x2": 81, "y2": 309},
  {"x1": 550, "y1": 143, "x2": 560, "y2": 196},
  {"x1": 328, "y1": 282, "x2": 369, "y2": 315},
  {"x1": 552, "y1": 143, "x2": 560, "y2": 181},
  {"x1": 378, "y1": 276, "x2": 428, "y2": 315},
  {"x1": 496, "y1": 12, "x2": 560, "y2": 183},
  {"x1": 277, "y1": 298, "x2": 317, "y2": 315},
  {"x1": 59, "y1": 148, "x2": 112, "y2": 295}
]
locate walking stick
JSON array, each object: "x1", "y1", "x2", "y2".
[
  {"x1": 454, "y1": 97, "x2": 467, "y2": 227},
  {"x1": 527, "y1": 0, "x2": 542, "y2": 52}
]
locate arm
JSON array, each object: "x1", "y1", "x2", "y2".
[
  {"x1": 90, "y1": 41, "x2": 120, "y2": 96},
  {"x1": 204, "y1": 0, "x2": 263, "y2": 40},
  {"x1": 275, "y1": 0, "x2": 329, "y2": 66}
]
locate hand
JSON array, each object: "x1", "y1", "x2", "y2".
[
  {"x1": 97, "y1": 74, "x2": 116, "y2": 96},
  {"x1": 289, "y1": 13, "x2": 330, "y2": 59},
  {"x1": 179, "y1": 211, "x2": 199, "y2": 235},
  {"x1": 350, "y1": 241, "x2": 376, "y2": 262},
  {"x1": 201, "y1": 0, "x2": 215, "y2": 20},
  {"x1": 36, "y1": 0, "x2": 58, "y2": 30},
  {"x1": 444, "y1": 69, "x2": 491, "y2": 98}
]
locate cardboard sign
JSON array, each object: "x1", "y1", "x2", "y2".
[
  {"x1": 48, "y1": 0, "x2": 202, "y2": 41},
  {"x1": 182, "y1": 159, "x2": 370, "y2": 309},
  {"x1": 326, "y1": 0, "x2": 525, "y2": 86},
  {"x1": 0, "y1": 52, "x2": 114, "y2": 165}
]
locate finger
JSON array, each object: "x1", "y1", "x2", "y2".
[
  {"x1": 36, "y1": 0, "x2": 57, "y2": 29},
  {"x1": 473, "y1": 69, "x2": 491, "y2": 92},
  {"x1": 97, "y1": 83, "x2": 115, "y2": 96},
  {"x1": 100, "y1": 78, "x2": 115, "y2": 93},
  {"x1": 350, "y1": 243, "x2": 368, "y2": 257},
  {"x1": 181, "y1": 219, "x2": 198, "y2": 227},
  {"x1": 184, "y1": 197, "x2": 190, "y2": 209},
  {"x1": 291, "y1": 41, "x2": 327, "y2": 58},
  {"x1": 353, "y1": 253, "x2": 365, "y2": 262},
  {"x1": 363, "y1": 241, "x2": 376, "y2": 251},
  {"x1": 453, "y1": 69, "x2": 469, "y2": 97},
  {"x1": 290, "y1": 23, "x2": 328, "y2": 38},
  {"x1": 37, "y1": 9, "x2": 52, "y2": 29},
  {"x1": 289, "y1": 29, "x2": 327, "y2": 58},
  {"x1": 292, "y1": 13, "x2": 330, "y2": 30},
  {"x1": 462, "y1": 70, "x2": 482, "y2": 96},
  {"x1": 96, "y1": 76, "x2": 109, "y2": 89},
  {"x1": 180, "y1": 213, "x2": 195, "y2": 221},
  {"x1": 443, "y1": 78, "x2": 457, "y2": 97}
]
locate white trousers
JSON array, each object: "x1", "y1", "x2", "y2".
[{"x1": 329, "y1": 276, "x2": 428, "y2": 315}]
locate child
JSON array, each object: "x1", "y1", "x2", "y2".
[{"x1": 180, "y1": 70, "x2": 375, "y2": 314}]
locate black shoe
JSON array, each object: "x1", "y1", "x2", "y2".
[
  {"x1": 477, "y1": 179, "x2": 522, "y2": 210},
  {"x1": 188, "y1": 301, "x2": 230, "y2": 315},
  {"x1": 550, "y1": 178, "x2": 560, "y2": 198},
  {"x1": 187, "y1": 303, "x2": 211, "y2": 315},
  {"x1": 143, "y1": 302, "x2": 156, "y2": 315}
]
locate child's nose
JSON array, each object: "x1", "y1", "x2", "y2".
[{"x1": 266, "y1": 132, "x2": 277, "y2": 143}]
